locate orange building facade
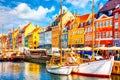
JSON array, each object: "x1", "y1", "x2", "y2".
[
  {"x1": 52, "y1": 26, "x2": 60, "y2": 48},
  {"x1": 95, "y1": 14, "x2": 113, "y2": 47},
  {"x1": 51, "y1": 11, "x2": 75, "y2": 48}
]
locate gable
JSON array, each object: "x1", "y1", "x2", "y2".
[{"x1": 98, "y1": 14, "x2": 108, "y2": 20}]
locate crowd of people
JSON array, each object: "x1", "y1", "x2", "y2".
[{"x1": 102, "y1": 51, "x2": 120, "y2": 61}]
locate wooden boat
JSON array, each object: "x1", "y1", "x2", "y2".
[{"x1": 46, "y1": 0, "x2": 72, "y2": 75}]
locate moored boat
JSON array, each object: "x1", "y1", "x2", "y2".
[
  {"x1": 71, "y1": 56, "x2": 114, "y2": 77},
  {"x1": 46, "y1": 65, "x2": 72, "y2": 75}
]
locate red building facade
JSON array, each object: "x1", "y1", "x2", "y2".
[
  {"x1": 113, "y1": 5, "x2": 120, "y2": 46},
  {"x1": 95, "y1": 14, "x2": 113, "y2": 47}
]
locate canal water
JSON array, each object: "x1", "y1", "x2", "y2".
[{"x1": 0, "y1": 62, "x2": 119, "y2": 80}]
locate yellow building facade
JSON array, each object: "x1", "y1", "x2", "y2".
[
  {"x1": 68, "y1": 15, "x2": 85, "y2": 47},
  {"x1": 12, "y1": 27, "x2": 20, "y2": 49},
  {"x1": 23, "y1": 22, "x2": 36, "y2": 37},
  {"x1": 26, "y1": 27, "x2": 43, "y2": 49},
  {"x1": 22, "y1": 22, "x2": 36, "y2": 47}
]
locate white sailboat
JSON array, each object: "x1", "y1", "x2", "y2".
[
  {"x1": 70, "y1": 0, "x2": 114, "y2": 77},
  {"x1": 71, "y1": 56, "x2": 114, "y2": 77},
  {"x1": 46, "y1": 0, "x2": 72, "y2": 75}
]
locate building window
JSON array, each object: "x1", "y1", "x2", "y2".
[
  {"x1": 110, "y1": 31, "x2": 112, "y2": 38},
  {"x1": 101, "y1": 32, "x2": 103, "y2": 38},
  {"x1": 99, "y1": 32, "x2": 101, "y2": 38},
  {"x1": 96, "y1": 32, "x2": 98, "y2": 39},
  {"x1": 81, "y1": 23, "x2": 83, "y2": 27},
  {"x1": 115, "y1": 22, "x2": 118, "y2": 29},
  {"x1": 115, "y1": 12, "x2": 118, "y2": 19},
  {"x1": 106, "y1": 21, "x2": 108, "y2": 27},
  {"x1": 115, "y1": 43, "x2": 118, "y2": 46},
  {"x1": 115, "y1": 32, "x2": 118, "y2": 38},
  {"x1": 110, "y1": 20, "x2": 112, "y2": 26},
  {"x1": 100, "y1": 22, "x2": 103, "y2": 28},
  {"x1": 106, "y1": 32, "x2": 108, "y2": 38}
]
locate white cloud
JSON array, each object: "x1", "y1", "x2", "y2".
[
  {"x1": 52, "y1": 14, "x2": 58, "y2": 20},
  {"x1": 9, "y1": 3, "x2": 55, "y2": 20},
  {"x1": 0, "y1": 3, "x2": 55, "y2": 33},
  {"x1": 62, "y1": 6, "x2": 68, "y2": 12},
  {"x1": 66, "y1": 0, "x2": 98, "y2": 8},
  {"x1": 52, "y1": 6, "x2": 68, "y2": 22},
  {"x1": 98, "y1": 3, "x2": 103, "y2": 10}
]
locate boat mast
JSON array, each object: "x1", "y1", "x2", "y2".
[
  {"x1": 12, "y1": 27, "x2": 15, "y2": 51},
  {"x1": 60, "y1": 0, "x2": 63, "y2": 65},
  {"x1": 2, "y1": 24, "x2": 4, "y2": 53},
  {"x1": 91, "y1": 0, "x2": 95, "y2": 60}
]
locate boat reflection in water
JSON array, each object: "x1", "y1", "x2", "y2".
[
  {"x1": 111, "y1": 75, "x2": 120, "y2": 80},
  {"x1": 0, "y1": 62, "x2": 114, "y2": 80}
]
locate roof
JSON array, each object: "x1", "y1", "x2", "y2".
[
  {"x1": 80, "y1": 14, "x2": 90, "y2": 22},
  {"x1": 14, "y1": 27, "x2": 20, "y2": 33},
  {"x1": 32, "y1": 27, "x2": 40, "y2": 33},
  {"x1": 99, "y1": 0, "x2": 120, "y2": 12},
  {"x1": 53, "y1": 13, "x2": 65, "y2": 22}
]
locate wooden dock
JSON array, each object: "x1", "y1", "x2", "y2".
[{"x1": 112, "y1": 61, "x2": 120, "y2": 75}]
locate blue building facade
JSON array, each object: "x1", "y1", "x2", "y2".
[
  {"x1": 45, "y1": 30, "x2": 52, "y2": 49},
  {"x1": 39, "y1": 30, "x2": 45, "y2": 48}
]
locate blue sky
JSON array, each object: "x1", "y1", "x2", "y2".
[{"x1": 0, "y1": 0, "x2": 108, "y2": 33}]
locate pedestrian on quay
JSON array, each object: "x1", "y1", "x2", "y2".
[{"x1": 116, "y1": 53, "x2": 120, "y2": 61}]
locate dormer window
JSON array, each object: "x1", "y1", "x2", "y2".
[{"x1": 108, "y1": 10, "x2": 112, "y2": 15}]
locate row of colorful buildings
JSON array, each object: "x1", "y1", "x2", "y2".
[{"x1": 1, "y1": 0, "x2": 120, "y2": 50}]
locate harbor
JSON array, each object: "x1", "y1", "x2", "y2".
[{"x1": 0, "y1": 0, "x2": 120, "y2": 80}]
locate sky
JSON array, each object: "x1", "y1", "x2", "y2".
[{"x1": 0, "y1": 0, "x2": 108, "y2": 33}]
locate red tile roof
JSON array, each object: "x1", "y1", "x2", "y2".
[
  {"x1": 80, "y1": 14, "x2": 90, "y2": 22},
  {"x1": 99, "y1": 0, "x2": 120, "y2": 12}
]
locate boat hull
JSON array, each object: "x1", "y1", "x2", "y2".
[
  {"x1": 72, "y1": 57, "x2": 114, "y2": 77},
  {"x1": 46, "y1": 65, "x2": 72, "y2": 75}
]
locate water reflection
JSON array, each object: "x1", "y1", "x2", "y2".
[
  {"x1": 24, "y1": 63, "x2": 40, "y2": 80},
  {"x1": 111, "y1": 75, "x2": 120, "y2": 80},
  {"x1": 0, "y1": 62, "x2": 116, "y2": 80}
]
